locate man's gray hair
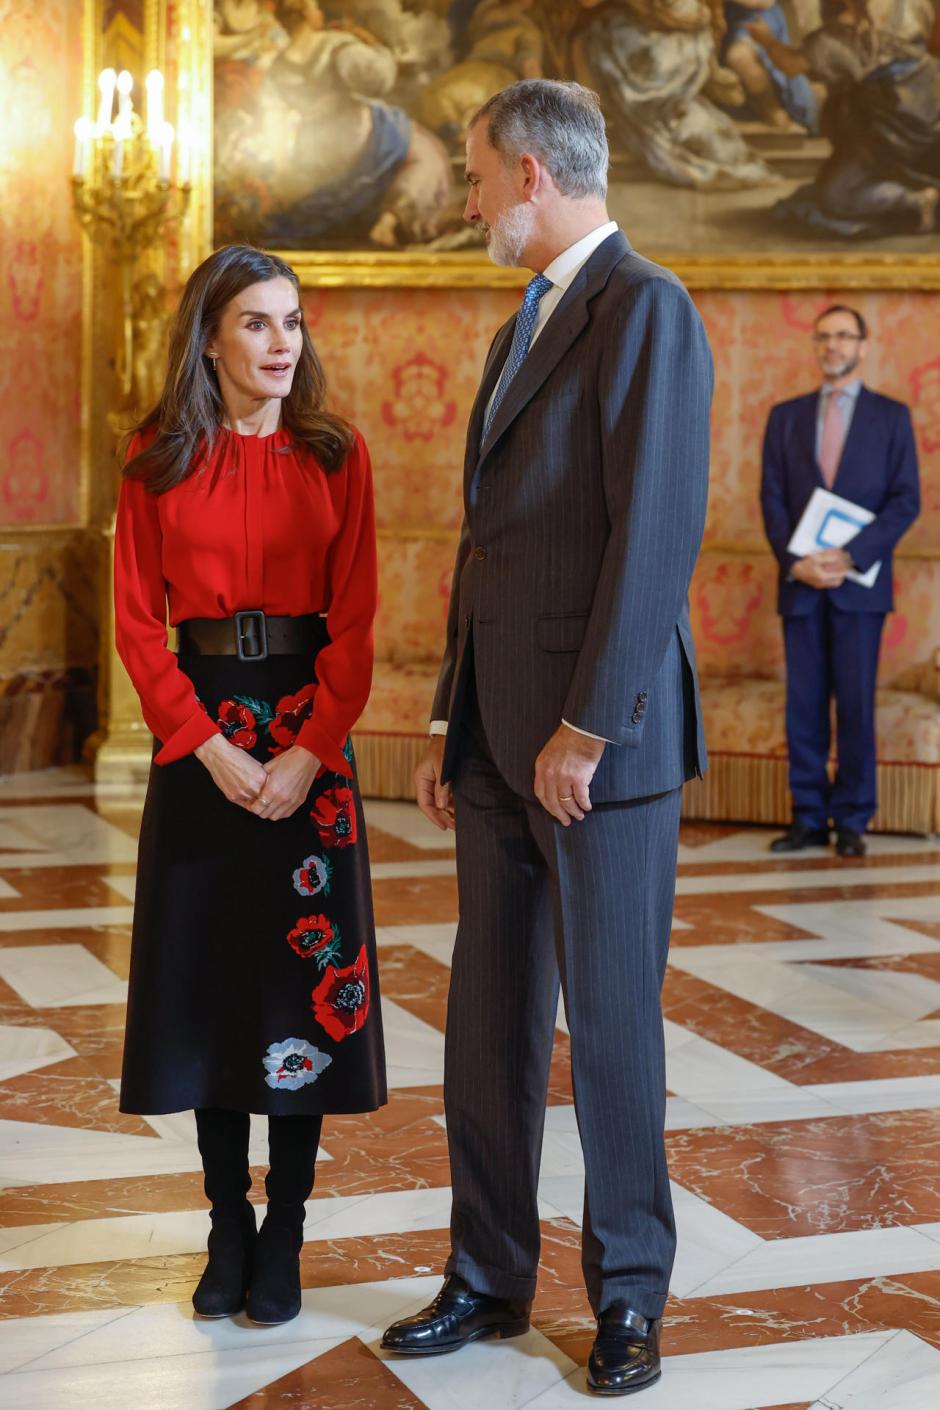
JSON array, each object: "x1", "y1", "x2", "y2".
[{"x1": 471, "y1": 80, "x2": 609, "y2": 201}]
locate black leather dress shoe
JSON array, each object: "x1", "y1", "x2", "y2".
[
  {"x1": 587, "y1": 1305, "x2": 661, "y2": 1396},
  {"x1": 836, "y1": 828, "x2": 866, "y2": 857},
  {"x1": 381, "y1": 1274, "x2": 530, "y2": 1356},
  {"x1": 769, "y1": 823, "x2": 830, "y2": 853}
]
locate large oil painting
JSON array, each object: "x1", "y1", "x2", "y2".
[{"x1": 212, "y1": 0, "x2": 940, "y2": 263}]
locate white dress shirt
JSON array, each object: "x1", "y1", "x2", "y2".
[{"x1": 431, "y1": 221, "x2": 621, "y2": 743}]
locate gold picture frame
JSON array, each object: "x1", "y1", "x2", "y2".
[{"x1": 198, "y1": 2, "x2": 940, "y2": 291}]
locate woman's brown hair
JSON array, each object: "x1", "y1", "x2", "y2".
[{"x1": 123, "y1": 243, "x2": 354, "y2": 491}]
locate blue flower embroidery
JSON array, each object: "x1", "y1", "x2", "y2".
[
  {"x1": 263, "y1": 1037, "x2": 332, "y2": 1091},
  {"x1": 292, "y1": 853, "x2": 333, "y2": 898}
]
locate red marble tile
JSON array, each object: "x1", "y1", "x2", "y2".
[
  {"x1": 0, "y1": 1057, "x2": 152, "y2": 1135},
  {"x1": 372, "y1": 876, "x2": 458, "y2": 927},
  {"x1": 0, "y1": 867, "x2": 135, "y2": 911},
  {"x1": 666, "y1": 1108, "x2": 940, "y2": 1236},
  {"x1": 231, "y1": 1338, "x2": 429, "y2": 1409},
  {"x1": 364, "y1": 827, "x2": 453, "y2": 866}
]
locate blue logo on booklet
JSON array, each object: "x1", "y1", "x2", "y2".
[{"x1": 816, "y1": 508, "x2": 865, "y2": 550}]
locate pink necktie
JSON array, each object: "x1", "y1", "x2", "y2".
[{"x1": 819, "y1": 390, "x2": 844, "y2": 489}]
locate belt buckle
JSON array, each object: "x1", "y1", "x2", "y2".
[{"x1": 235, "y1": 610, "x2": 268, "y2": 661}]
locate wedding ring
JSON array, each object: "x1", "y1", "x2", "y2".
[
  {"x1": 259, "y1": 795, "x2": 269, "y2": 807},
  {"x1": 559, "y1": 793, "x2": 573, "y2": 802}
]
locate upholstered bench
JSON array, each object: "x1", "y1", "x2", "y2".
[{"x1": 354, "y1": 536, "x2": 940, "y2": 835}]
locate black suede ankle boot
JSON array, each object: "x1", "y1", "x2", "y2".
[
  {"x1": 193, "y1": 1200, "x2": 257, "y2": 1318},
  {"x1": 246, "y1": 1113, "x2": 322, "y2": 1327},
  {"x1": 193, "y1": 1108, "x2": 254, "y2": 1319}
]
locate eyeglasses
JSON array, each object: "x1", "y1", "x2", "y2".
[{"x1": 812, "y1": 332, "x2": 863, "y2": 344}]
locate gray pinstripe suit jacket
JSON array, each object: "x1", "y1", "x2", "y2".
[{"x1": 432, "y1": 230, "x2": 713, "y2": 804}]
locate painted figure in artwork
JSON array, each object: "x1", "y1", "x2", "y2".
[
  {"x1": 214, "y1": 0, "x2": 454, "y2": 248},
  {"x1": 721, "y1": 0, "x2": 818, "y2": 130},
  {"x1": 570, "y1": 0, "x2": 774, "y2": 189},
  {"x1": 753, "y1": 0, "x2": 940, "y2": 234},
  {"x1": 418, "y1": 0, "x2": 546, "y2": 140}
]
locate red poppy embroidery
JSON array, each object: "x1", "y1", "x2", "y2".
[
  {"x1": 310, "y1": 787, "x2": 357, "y2": 849},
  {"x1": 311, "y1": 945, "x2": 370, "y2": 1042},
  {"x1": 217, "y1": 699, "x2": 257, "y2": 749},
  {"x1": 287, "y1": 914, "x2": 342, "y2": 967},
  {"x1": 269, "y1": 684, "x2": 316, "y2": 753}
]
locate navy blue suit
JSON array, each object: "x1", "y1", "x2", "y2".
[{"x1": 761, "y1": 386, "x2": 920, "y2": 831}]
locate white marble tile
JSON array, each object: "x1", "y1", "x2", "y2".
[
  {"x1": 0, "y1": 944, "x2": 128, "y2": 1008},
  {"x1": 18, "y1": 1275, "x2": 440, "y2": 1373},
  {"x1": 377, "y1": 1323, "x2": 578, "y2": 1410},
  {"x1": 0, "y1": 1306, "x2": 134, "y2": 1375},
  {"x1": 677, "y1": 828, "x2": 937, "y2": 866},
  {"x1": 691, "y1": 1225, "x2": 940, "y2": 1297},
  {"x1": 665, "y1": 1030, "x2": 795, "y2": 1099},
  {"x1": 669, "y1": 1182, "x2": 764, "y2": 1299},
  {"x1": 98, "y1": 873, "x2": 136, "y2": 901},
  {"x1": 675, "y1": 862, "x2": 940, "y2": 896},
  {"x1": 0, "y1": 1188, "x2": 454, "y2": 1272},
  {"x1": 3, "y1": 1341, "x2": 344, "y2": 1410},
  {"x1": 799, "y1": 961, "x2": 940, "y2": 1021},
  {"x1": 531, "y1": 1334, "x2": 897, "y2": 1410},
  {"x1": 807, "y1": 1074, "x2": 940, "y2": 1115},
  {"x1": 382, "y1": 997, "x2": 446, "y2": 1088},
  {"x1": 0, "y1": 766, "x2": 97, "y2": 800},
  {"x1": 0, "y1": 1119, "x2": 209, "y2": 1186},
  {"x1": 812, "y1": 1329, "x2": 940, "y2": 1409},
  {"x1": 376, "y1": 921, "x2": 458, "y2": 966},
  {"x1": 363, "y1": 799, "x2": 456, "y2": 852},
  {"x1": 0, "y1": 876, "x2": 19, "y2": 898},
  {"x1": 0, "y1": 906, "x2": 134, "y2": 933},
  {"x1": 689, "y1": 1087, "x2": 843, "y2": 1127},
  {"x1": 0, "y1": 804, "x2": 139, "y2": 868},
  {"x1": 0, "y1": 1023, "x2": 77, "y2": 1081}
]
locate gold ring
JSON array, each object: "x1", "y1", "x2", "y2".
[
  {"x1": 559, "y1": 793, "x2": 573, "y2": 802},
  {"x1": 259, "y1": 795, "x2": 269, "y2": 807}
]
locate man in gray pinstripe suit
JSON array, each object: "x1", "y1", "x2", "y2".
[{"x1": 382, "y1": 80, "x2": 712, "y2": 1396}]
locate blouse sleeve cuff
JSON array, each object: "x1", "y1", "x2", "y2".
[
  {"x1": 154, "y1": 709, "x2": 220, "y2": 766},
  {"x1": 296, "y1": 717, "x2": 352, "y2": 777}
]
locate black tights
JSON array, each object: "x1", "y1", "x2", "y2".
[{"x1": 195, "y1": 1108, "x2": 323, "y2": 1224}]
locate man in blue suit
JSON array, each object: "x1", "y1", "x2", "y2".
[{"x1": 761, "y1": 305, "x2": 920, "y2": 857}]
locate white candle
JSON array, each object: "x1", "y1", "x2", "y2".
[
  {"x1": 72, "y1": 117, "x2": 93, "y2": 177},
  {"x1": 116, "y1": 70, "x2": 133, "y2": 123},
  {"x1": 145, "y1": 70, "x2": 164, "y2": 146},
  {"x1": 159, "y1": 121, "x2": 174, "y2": 182},
  {"x1": 96, "y1": 68, "x2": 116, "y2": 135},
  {"x1": 112, "y1": 113, "x2": 131, "y2": 179}
]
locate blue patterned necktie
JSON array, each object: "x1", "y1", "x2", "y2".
[{"x1": 482, "y1": 272, "x2": 554, "y2": 441}]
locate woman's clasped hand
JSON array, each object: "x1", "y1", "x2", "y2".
[{"x1": 194, "y1": 734, "x2": 321, "y2": 821}]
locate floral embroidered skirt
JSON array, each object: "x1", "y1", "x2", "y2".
[{"x1": 119, "y1": 651, "x2": 387, "y2": 1117}]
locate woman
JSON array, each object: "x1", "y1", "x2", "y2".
[{"x1": 115, "y1": 243, "x2": 385, "y2": 1328}]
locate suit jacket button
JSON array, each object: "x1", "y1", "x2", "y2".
[
  {"x1": 638, "y1": 692, "x2": 648, "y2": 702},
  {"x1": 632, "y1": 711, "x2": 642, "y2": 724},
  {"x1": 474, "y1": 546, "x2": 487, "y2": 561}
]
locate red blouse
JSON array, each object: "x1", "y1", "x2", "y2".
[{"x1": 114, "y1": 426, "x2": 377, "y2": 775}]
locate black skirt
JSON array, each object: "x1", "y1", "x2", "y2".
[{"x1": 120, "y1": 650, "x2": 387, "y2": 1116}]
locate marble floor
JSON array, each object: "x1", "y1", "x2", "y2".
[{"x1": 0, "y1": 768, "x2": 939, "y2": 1408}]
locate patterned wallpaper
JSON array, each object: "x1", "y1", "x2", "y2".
[
  {"x1": 307, "y1": 285, "x2": 940, "y2": 553},
  {"x1": 0, "y1": 0, "x2": 84, "y2": 525}
]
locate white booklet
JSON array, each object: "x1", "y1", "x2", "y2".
[{"x1": 787, "y1": 487, "x2": 881, "y2": 588}]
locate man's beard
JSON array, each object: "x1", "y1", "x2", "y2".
[
  {"x1": 823, "y1": 351, "x2": 861, "y2": 381},
  {"x1": 483, "y1": 201, "x2": 536, "y2": 267}
]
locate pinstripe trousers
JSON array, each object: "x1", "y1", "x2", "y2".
[{"x1": 443, "y1": 683, "x2": 681, "y2": 1320}]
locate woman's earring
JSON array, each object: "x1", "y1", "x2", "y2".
[{"x1": 208, "y1": 353, "x2": 218, "y2": 369}]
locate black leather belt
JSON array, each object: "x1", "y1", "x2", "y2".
[{"x1": 176, "y1": 611, "x2": 327, "y2": 661}]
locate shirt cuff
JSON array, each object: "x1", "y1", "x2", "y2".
[
  {"x1": 563, "y1": 718, "x2": 614, "y2": 745},
  {"x1": 154, "y1": 709, "x2": 220, "y2": 766},
  {"x1": 429, "y1": 719, "x2": 448, "y2": 737},
  {"x1": 296, "y1": 717, "x2": 353, "y2": 776}
]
